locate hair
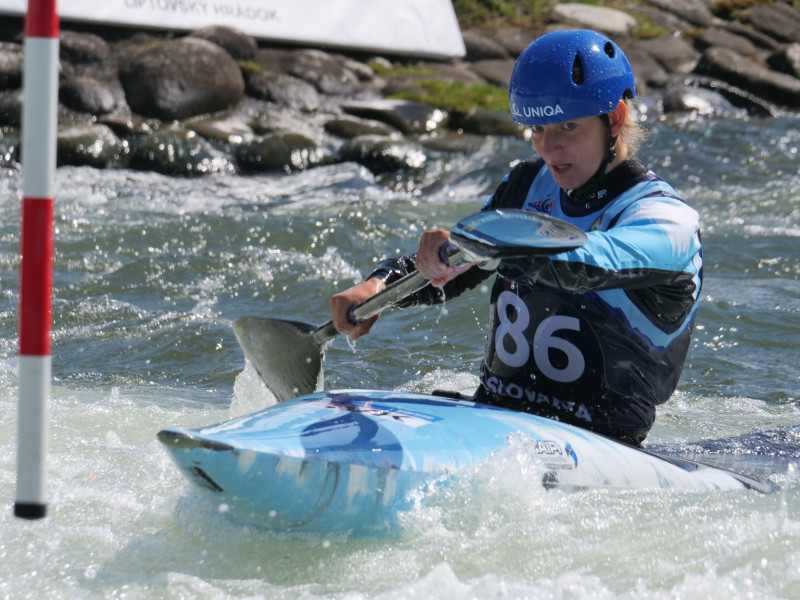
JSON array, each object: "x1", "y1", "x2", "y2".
[{"x1": 617, "y1": 98, "x2": 648, "y2": 158}]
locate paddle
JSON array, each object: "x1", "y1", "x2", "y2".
[{"x1": 233, "y1": 209, "x2": 587, "y2": 403}]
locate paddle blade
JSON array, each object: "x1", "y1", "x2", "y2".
[
  {"x1": 451, "y1": 209, "x2": 587, "y2": 259},
  {"x1": 233, "y1": 316, "x2": 325, "y2": 402}
]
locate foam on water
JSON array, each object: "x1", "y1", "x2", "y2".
[{"x1": 2, "y1": 118, "x2": 800, "y2": 598}]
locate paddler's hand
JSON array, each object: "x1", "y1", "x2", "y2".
[
  {"x1": 414, "y1": 229, "x2": 475, "y2": 287},
  {"x1": 330, "y1": 278, "x2": 386, "y2": 340}
]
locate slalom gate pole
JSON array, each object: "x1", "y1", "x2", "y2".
[{"x1": 15, "y1": 0, "x2": 59, "y2": 520}]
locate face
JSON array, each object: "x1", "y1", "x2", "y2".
[
  {"x1": 529, "y1": 103, "x2": 626, "y2": 190},
  {"x1": 530, "y1": 115, "x2": 609, "y2": 190}
]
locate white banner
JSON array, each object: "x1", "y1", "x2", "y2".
[{"x1": 1, "y1": 0, "x2": 466, "y2": 58}]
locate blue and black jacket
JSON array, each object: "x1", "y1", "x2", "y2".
[{"x1": 369, "y1": 158, "x2": 702, "y2": 444}]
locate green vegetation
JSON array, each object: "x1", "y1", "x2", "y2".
[
  {"x1": 388, "y1": 79, "x2": 511, "y2": 114},
  {"x1": 452, "y1": 0, "x2": 555, "y2": 31}
]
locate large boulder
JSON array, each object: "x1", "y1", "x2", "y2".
[
  {"x1": 59, "y1": 30, "x2": 111, "y2": 65},
  {"x1": 57, "y1": 123, "x2": 123, "y2": 168},
  {"x1": 550, "y1": 3, "x2": 638, "y2": 37},
  {"x1": 282, "y1": 49, "x2": 361, "y2": 96},
  {"x1": 59, "y1": 76, "x2": 116, "y2": 115},
  {"x1": 640, "y1": 0, "x2": 714, "y2": 28},
  {"x1": 128, "y1": 124, "x2": 235, "y2": 175},
  {"x1": 632, "y1": 35, "x2": 700, "y2": 75},
  {"x1": 119, "y1": 37, "x2": 245, "y2": 121},
  {"x1": 341, "y1": 99, "x2": 448, "y2": 134},
  {"x1": 767, "y1": 43, "x2": 800, "y2": 79},
  {"x1": 245, "y1": 72, "x2": 321, "y2": 112},
  {"x1": 745, "y1": 3, "x2": 800, "y2": 44},
  {"x1": 695, "y1": 46, "x2": 800, "y2": 109},
  {"x1": 187, "y1": 25, "x2": 258, "y2": 61}
]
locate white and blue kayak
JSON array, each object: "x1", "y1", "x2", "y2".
[
  {"x1": 158, "y1": 210, "x2": 770, "y2": 533},
  {"x1": 158, "y1": 389, "x2": 769, "y2": 533}
]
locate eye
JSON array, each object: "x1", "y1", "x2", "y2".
[
  {"x1": 531, "y1": 125, "x2": 544, "y2": 133},
  {"x1": 562, "y1": 122, "x2": 577, "y2": 131}
]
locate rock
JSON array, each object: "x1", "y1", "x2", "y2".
[
  {"x1": 468, "y1": 59, "x2": 516, "y2": 87},
  {"x1": 449, "y1": 108, "x2": 526, "y2": 138},
  {"x1": 695, "y1": 46, "x2": 800, "y2": 109},
  {"x1": 745, "y1": 3, "x2": 800, "y2": 44},
  {"x1": 417, "y1": 130, "x2": 488, "y2": 154},
  {"x1": 249, "y1": 106, "x2": 320, "y2": 140},
  {"x1": 187, "y1": 115, "x2": 253, "y2": 144},
  {"x1": 550, "y1": 3, "x2": 637, "y2": 37},
  {"x1": 633, "y1": 35, "x2": 700, "y2": 74},
  {"x1": 57, "y1": 123, "x2": 123, "y2": 168},
  {"x1": 187, "y1": 25, "x2": 258, "y2": 61},
  {"x1": 99, "y1": 114, "x2": 152, "y2": 136},
  {"x1": 323, "y1": 115, "x2": 400, "y2": 139},
  {"x1": 619, "y1": 43, "x2": 669, "y2": 90},
  {"x1": 681, "y1": 76, "x2": 782, "y2": 117},
  {"x1": 59, "y1": 76, "x2": 116, "y2": 115},
  {"x1": 235, "y1": 132, "x2": 328, "y2": 173},
  {"x1": 723, "y1": 21, "x2": 783, "y2": 51},
  {"x1": 59, "y1": 30, "x2": 111, "y2": 64},
  {"x1": 119, "y1": 37, "x2": 245, "y2": 121},
  {"x1": 663, "y1": 82, "x2": 740, "y2": 117},
  {"x1": 342, "y1": 99, "x2": 448, "y2": 134},
  {"x1": 624, "y1": 5, "x2": 696, "y2": 32},
  {"x1": 640, "y1": 0, "x2": 714, "y2": 28},
  {"x1": 462, "y1": 30, "x2": 510, "y2": 60},
  {"x1": 694, "y1": 28, "x2": 762, "y2": 59},
  {"x1": 767, "y1": 43, "x2": 800, "y2": 79},
  {"x1": 282, "y1": 49, "x2": 361, "y2": 96},
  {"x1": 245, "y1": 72, "x2": 321, "y2": 112},
  {"x1": 420, "y1": 62, "x2": 487, "y2": 85},
  {"x1": 128, "y1": 124, "x2": 235, "y2": 175},
  {"x1": 0, "y1": 41, "x2": 23, "y2": 89},
  {"x1": 492, "y1": 28, "x2": 538, "y2": 57},
  {"x1": 338, "y1": 134, "x2": 427, "y2": 174}
]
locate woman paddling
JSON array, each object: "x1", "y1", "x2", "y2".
[{"x1": 330, "y1": 29, "x2": 702, "y2": 447}]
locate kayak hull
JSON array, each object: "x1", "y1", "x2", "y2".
[{"x1": 158, "y1": 390, "x2": 766, "y2": 532}]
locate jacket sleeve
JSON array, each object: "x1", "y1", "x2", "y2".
[{"x1": 498, "y1": 195, "x2": 702, "y2": 325}]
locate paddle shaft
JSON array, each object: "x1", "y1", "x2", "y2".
[{"x1": 310, "y1": 247, "x2": 465, "y2": 346}]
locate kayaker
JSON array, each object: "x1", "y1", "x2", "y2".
[{"x1": 329, "y1": 29, "x2": 702, "y2": 447}]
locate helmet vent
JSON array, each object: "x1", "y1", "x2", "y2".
[
  {"x1": 604, "y1": 42, "x2": 615, "y2": 58},
  {"x1": 572, "y1": 55, "x2": 584, "y2": 85}
]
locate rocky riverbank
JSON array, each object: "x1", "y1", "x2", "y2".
[{"x1": 1, "y1": 1, "x2": 800, "y2": 179}]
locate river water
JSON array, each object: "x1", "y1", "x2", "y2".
[{"x1": 1, "y1": 116, "x2": 800, "y2": 599}]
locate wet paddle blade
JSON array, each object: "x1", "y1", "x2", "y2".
[
  {"x1": 451, "y1": 209, "x2": 587, "y2": 259},
  {"x1": 233, "y1": 316, "x2": 326, "y2": 403}
]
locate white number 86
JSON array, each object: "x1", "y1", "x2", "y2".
[{"x1": 495, "y1": 291, "x2": 585, "y2": 383}]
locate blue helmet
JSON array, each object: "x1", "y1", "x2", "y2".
[{"x1": 509, "y1": 29, "x2": 636, "y2": 126}]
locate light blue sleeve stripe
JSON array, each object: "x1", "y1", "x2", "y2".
[{"x1": 561, "y1": 197, "x2": 702, "y2": 276}]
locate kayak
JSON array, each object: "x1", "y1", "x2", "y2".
[
  {"x1": 159, "y1": 210, "x2": 769, "y2": 533},
  {"x1": 158, "y1": 389, "x2": 770, "y2": 533}
]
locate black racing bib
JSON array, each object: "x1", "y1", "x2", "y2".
[{"x1": 481, "y1": 278, "x2": 605, "y2": 424}]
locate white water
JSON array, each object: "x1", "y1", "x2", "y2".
[{"x1": 2, "y1": 118, "x2": 800, "y2": 599}]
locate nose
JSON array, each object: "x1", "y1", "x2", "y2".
[{"x1": 533, "y1": 129, "x2": 560, "y2": 158}]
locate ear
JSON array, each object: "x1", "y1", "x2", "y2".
[{"x1": 609, "y1": 101, "x2": 627, "y2": 136}]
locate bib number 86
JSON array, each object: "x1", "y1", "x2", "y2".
[{"x1": 495, "y1": 291, "x2": 585, "y2": 383}]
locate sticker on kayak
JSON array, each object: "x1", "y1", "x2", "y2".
[{"x1": 311, "y1": 397, "x2": 441, "y2": 428}]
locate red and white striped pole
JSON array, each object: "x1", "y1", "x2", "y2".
[{"x1": 15, "y1": 0, "x2": 59, "y2": 520}]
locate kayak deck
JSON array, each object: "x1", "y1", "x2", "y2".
[{"x1": 158, "y1": 390, "x2": 771, "y2": 532}]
